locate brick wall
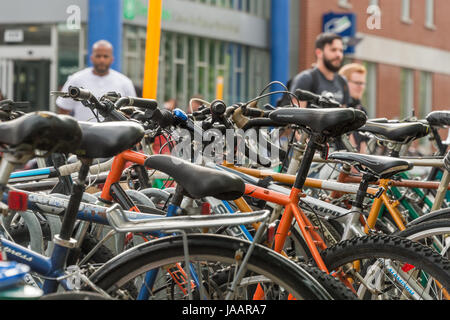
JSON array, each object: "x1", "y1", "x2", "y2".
[
  {"x1": 296, "y1": 0, "x2": 450, "y2": 123},
  {"x1": 298, "y1": 0, "x2": 450, "y2": 72},
  {"x1": 376, "y1": 64, "x2": 401, "y2": 118},
  {"x1": 432, "y1": 73, "x2": 450, "y2": 140}
]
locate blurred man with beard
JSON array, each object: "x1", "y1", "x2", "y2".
[
  {"x1": 288, "y1": 33, "x2": 350, "y2": 108},
  {"x1": 57, "y1": 40, "x2": 136, "y2": 121}
]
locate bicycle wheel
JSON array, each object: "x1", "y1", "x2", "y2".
[
  {"x1": 319, "y1": 234, "x2": 450, "y2": 300},
  {"x1": 394, "y1": 219, "x2": 450, "y2": 259},
  {"x1": 4, "y1": 217, "x2": 115, "y2": 266},
  {"x1": 87, "y1": 233, "x2": 351, "y2": 300},
  {"x1": 39, "y1": 291, "x2": 111, "y2": 300},
  {"x1": 207, "y1": 261, "x2": 356, "y2": 300},
  {"x1": 408, "y1": 207, "x2": 450, "y2": 226}
]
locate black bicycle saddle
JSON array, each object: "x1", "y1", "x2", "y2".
[
  {"x1": 269, "y1": 107, "x2": 367, "y2": 138},
  {"x1": 357, "y1": 121, "x2": 429, "y2": 143},
  {"x1": 426, "y1": 111, "x2": 450, "y2": 127},
  {"x1": 0, "y1": 111, "x2": 82, "y2": 154},
  {"x1": 329, "y1": 152, "x2": 413, "y2": 179},
  {"x1": 76, "y1": 121, "x2": 144, "y2": 158},
  {"x1": 144, "y1": 155, "x2": 245, "y2": 200}
]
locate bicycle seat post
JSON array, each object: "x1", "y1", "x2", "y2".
[
  {"x1": 293, "y1": 135, "x2": 324, "y2": 191},
  {"x1": 57, "y1": 157, "x2": 93, "y2": 241},
  {"x1": 167, "y1": 184, "x2": 184, "y2": 217},
  {"x1": 354, "y1": 173, "x2": 377, "y2": 210},
  {"x1": 43, "y1": 157, "x2": 93, "y2": 293}
]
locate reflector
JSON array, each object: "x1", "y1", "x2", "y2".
[
  {"x1": 7, "y1": 190, "x2": 28, "y2": 211},
  {"x1": 201, "y1": 202, "x2": 211, "y2": 215}
]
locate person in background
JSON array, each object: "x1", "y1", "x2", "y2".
[
  {"x1": 56, "y1": 40, "x2": 136, "y2": 121},
  {"x1": 287, "y1": 32, "x2": 350, "y2": 108},
  {"x1": 188, "y1": 94, "x2": 205, "y2": 114},
  {"x1": 0, "y1": 90, "x2": 5, "y2": 101},
  {"x1": 339, "y1": 63, "x2": 369, "y2": 153},
  {"x1": 164, "y1": 98, "x2": 177, "y2": 111},
  {"x1": 284, "y1": 32, "x2": 350, "y2": 151},
  {"x1": 339, "y1": 63, "x2": 368, "y2": 113}
]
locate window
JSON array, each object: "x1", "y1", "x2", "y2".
[
  {"x1": 137, "y1": 30, "x2": 270, "y2": 108},
  {"x1": 361, "y1": 61, "x2": 377, "y2": 119},
  {"x1": 57, "y1": 24, "x2": 81, "y2": 88},
  {"x1": 0, "y1": 24, "x2": 51, "y2": 45},
  {"x1": 419, "y1": 71, "x2": 432, "y2": 119},
  {"x1": 425, "y1": 0, "x2": 436, "y2": 29},
  {"x1": 401, "y1": 0, "x2": 412, "y2": 23},
  {"x1": 401, "y1": 68, "x2": 414, "y2": 119},
  {"x1": 418, "y1": 71, "x2": 433, "y2": 152},
  {"x1": 184, "y1": 0, "x2": 270, "y2": 18},
  {"x1": 123, "y1": 25, "x2": 147, "y2": 89}
]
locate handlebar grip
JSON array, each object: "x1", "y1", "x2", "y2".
[
  {"x1": 128, "y1": 97, "x2": 158, "y2": 110},
  {"x1": 131, "y1": 110, "x2": 147, "y2": 122},
  {"x1": 242, "y1": 118, "x2": 284, "y2": 131},
  {"x1": 210, "y1": 100, "x2": 227, "y2": 116},
  {"x1": 107, "y1": 109, "x2": 129, "y2": 122},
  {"x1": 243, "y1": 107, "x2": 265, "y2": 118},
  {"x1": 295, "y1": 89, "x2": 318, "y2": 102},
  {"x1": 68, "y1": 86, "x2": 92, "y2": 100},
  {"x1": 152, "y1": 108, "x2": 174, "y2": 128},
  {"x1": 295, "y1": 89, "x2": 341, "y2": 108},
  {"x1": 193, "y1": 114, "x2": 208, "y2": 121},
  {"x1": 193, "y1": 108, "x2": 211, "y2": 117},
  {"x1": 115, "y1": 97, "x2": 158, "y2": 110}
]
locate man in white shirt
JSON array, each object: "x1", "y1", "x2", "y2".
[{"x1": 57, "y1": 40, "x2": 136, "y2": 121}]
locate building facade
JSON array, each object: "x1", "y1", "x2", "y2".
[
  {"x1": 0, "y1": 0, "x2": 295, "y2": 112},
  {"x1": 2, "y1": 0, "x2": 446, "y2": 127},
  {"x1": 297, "y1": 0, "x2": 450, "y2": 123}
]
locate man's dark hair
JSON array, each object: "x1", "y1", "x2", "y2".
[{"x1": 315, "y1": 32, "x2": 343, "y2": 50}]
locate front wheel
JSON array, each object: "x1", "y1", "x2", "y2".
[
  {"x1": 87, "y1": 234, "x2": 353, "y2": 300},
  {"x1": 319, "y1": 234, "x2": 450, "y2": 300},
  {"x1": 394, "y1": 218, "x2": 450, "y2": 259}
]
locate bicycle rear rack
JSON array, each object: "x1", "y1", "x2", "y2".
[{"x1": 105, "y1": 203, "x2": 270, "y2": 233}]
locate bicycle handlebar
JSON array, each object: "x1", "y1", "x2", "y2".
[
  {"x1": 295, "y1": 89, "x2": 341, "y2": 108},
  {"x1": 68, "y1": 86, "x2": 94, "y2": 101},
  {"x1": 68, "y1": 86, "x2": 129, "y2": 122},
  {"x1": 115, "y1": 97, "x2": 158, "y2": 110},
  {"x1": 232, "y1": 106, "x2": 284, "y2": 130}
]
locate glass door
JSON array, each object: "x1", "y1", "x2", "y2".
[{"x1": 13, "y1": 60, "x2": 50, "y2": 111}]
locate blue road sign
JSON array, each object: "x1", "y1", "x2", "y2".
[{"x1": 323, "y1": 12, "x2": 357, "y2": 54}]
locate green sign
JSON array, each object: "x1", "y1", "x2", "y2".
[
  {"x1": 123, "y1": 0, "x2": 171, "y2": 21},
  {"x1": 123, "y1": 0, "x2": 136, "y2": 20}
]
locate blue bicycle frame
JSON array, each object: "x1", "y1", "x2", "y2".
[
  {"x1": 0, "y1": 237, "x2": 72, "y2": 292},
  {"x1": 1, "y1": 190, "x2": 205, "y2": 298}
]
